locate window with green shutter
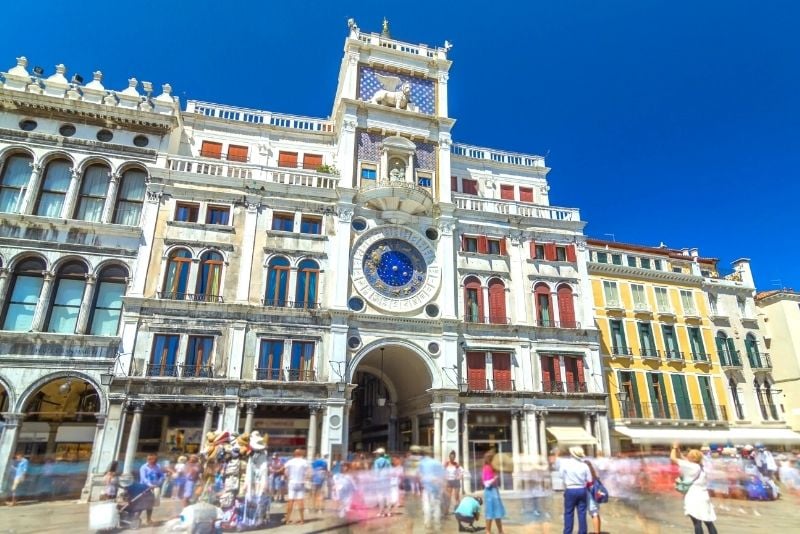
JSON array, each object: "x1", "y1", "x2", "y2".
[
  {"x1": 727, "y1": 337, "x2": 739, "y2": 366},
  {"x1": 610, "y1": 320, "x2": 628, "y2": 354},
  {"x1": 698, "y1": 376, "x2": 717, "y2": 420},
  {"x1": 662, "y1": 325, "x2": 680, "y2": 359},
  {"x1": 647, "y1": 372, "x2": 671, "y2": 419},
  {"x1": 670, "y1": 374, "x2": 693, "y2": 420},
  {"x1": 639, "y1": 322, "x2": 656, "y2": 358},
  {"x1": 619, "y1": 370, "x2": 642, "y2": 418},
  {"x1": 688, "y1": 327, "x2": 707, "y2": 361}
]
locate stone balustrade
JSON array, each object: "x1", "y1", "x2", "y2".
[
  {"x1": 166, "y1": 156, "x2": 339, "y2": 190},
  {"x1": 451, "y1": 143, "x2": 546, "y2": 168},
  {"x1": 452, "y1": 193, "x2": 580, "y2": 221},
  {"x1": 186, "y1": 100, "x2": 334, "y2": 132}
]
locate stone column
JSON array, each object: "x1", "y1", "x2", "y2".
[
  {"x1": 243, "y1": 405, "x2": 255, "y2": 434},
  {"x1": 122, "y1": 403, "x2": 144, "y2": 477},
  {"x1": 101, "y1": 172, "x2": 120, "y2": 224},
  {"x1": 0, "y1": 414, "x2": 21, "y2": 494},
  {"x1": 432, "y1": 408, "x2": 442, "y2": 460},
  {"x1": 538, "y1": 411, "x2": 548, "y2": 458},
  {"x1": 220, "y1": 403, "x2": 239, "y2": 432},
  {"x1": 525, "y1": 409, "x2": 539, "y2": 460},
  {"x1": 307, "y1": 406, "x2": 319, "y2": 461},
  {"x1": 341, "y1": 399, "x2": 352, "y2": 458},
  {"x1": 201, "y1": 404, "x2": 215, "y2": 442},
  {"x1": 437, "y1": 217, "x2": 457, "y2": 319},
  {"x1": 75, "y1": 274, "x2": 97, "y2": 334},
  {"x1": 0, "y1": 268, "x2": 10, "y2": 306},
  {"x1": 30, "y1": 271, "x2": 55, "y2": 331},
  {"x1": 60, "y1": 168, "x2": 81, "y2": 219},
  {"x1": 508, "y1": 235, "x2": 528, "y2": 324},
  {"x1": 45, "y1": 422, "x2": 59, "y2": 455},
  {"x1": 461, "y1": 409, "x2": 471, "y2": 493},
  {"x1": 411, "y1": 414, "x2": 420, "y2": 445},
  {"x1": 93, "y1": 402, "x2": 125, "y2": 479},
  {"x1": 437, "y1": 133, "x2": 453, "y2": 203},
  {"x1": 511, "y1": 411, "x2": 521, "y2": 490},
  {"x1": 584, "y1": 413, "x2": 595, "y2": 455},
  {"x1": 331, "y1": 205, "x2": 355, "y2": 309},
  {"x1": 129, "y1": 190, "x2": 161, "y2": 297},
  {"x1": 19, "y1": 163, "x2": 43, "y2": 214},
  {"x1": 598, "y1": 413, "x2": 611, "y2": 457},
  {"x1": 235, "y1": 201, "x2": 260, "y2": 302},
  {"x1": 550, "y1": 291, "x2": 560, "y2": 327},
  {"x1": 81, "y1": 414, "x2": 107, "y2": 501}
]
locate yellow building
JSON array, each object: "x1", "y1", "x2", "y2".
[{"x1": 587, "y1": 240, "x2": 731, "y2": 452}]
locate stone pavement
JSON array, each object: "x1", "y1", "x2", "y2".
[{"x1": 0, "y1": 490, "x2": 797, "y2": 533}]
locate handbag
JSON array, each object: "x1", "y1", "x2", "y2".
[
  {"x1": 675, "y1": 465, "x2": 702, "y2": 494},
  {"x1": 591, "y1": 478, "x2": 609, "y2": 503}
]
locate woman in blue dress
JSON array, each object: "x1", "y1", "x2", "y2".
[{"x1": 482, "y1": 451, "x2": 506, "y2": 534}]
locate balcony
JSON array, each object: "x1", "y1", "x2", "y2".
[
  {"x1": 750, "y1": 353, "x2": 772, "y2": 370},
  {"x1": 451, "y1": 193, "x2": 579, "y2": 222},
  {"x1": 255, "y1": 368, "x2": 317, "y2": 382},
  {"x1": 186, "y1": 100, "x2": 334, "y2": 131},
  {"x1": 640, "y1": 348, "x2": 661, "y2": 361},
  {"x1": 663, "y1": 349, "x2": 684, "y2": 361},
  {"x1": 542, "y1": 381, "x2": 588, "y2": 393},
  {"x1": 465, "y1": 379, "x2": 516, "y2": 393},
  {"x1": 356, "y1": 178, "x2": 433, "y2": 215},
  {"x1": 464, "y1": 315, "x2": 512, "y2": 326},
  {"x1": 261, "y1": 299, "x2": 320, "y2": 310},
  {"x1": 619, "y1": 401, "x2": 728, "y2": 422},
  {"x1": 691, "y1": 353, "x2": 712, "y2": 364},
  {"x1": 146, "y1": 364, "x2": 214, "y2": 378},
  {"x1": 532, "y1": 319, "x2": 581, "y2": 329},
  {"x1": 718, "y1": 350, "x2": 743, "y2": 369},
  {"x1": 451, "y1": 143, "x2": 545, "y2": 168},
  {"x1": 609, "y1": 346, "x2": 633, "y2": 358},
  {"x1": 656, "y1": 307, "x2": 675, "y2": 317},
  {"x1": 157, "y1": 291, "x2": 224, "y2": 303}
]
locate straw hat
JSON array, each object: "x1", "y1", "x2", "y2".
[{"x1": 569, "y1": 446, "x2": 586, "y2": 459}]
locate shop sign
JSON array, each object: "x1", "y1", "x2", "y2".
[{"x1": 251, "y1": 418, "x2": 309, "y2": 430}]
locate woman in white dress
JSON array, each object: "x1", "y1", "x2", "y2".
[{"x1": 670, "y1": 442, "x2": 717, "y2": 534}]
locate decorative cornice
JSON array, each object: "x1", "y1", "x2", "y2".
[{"x1": 588, "y1": 262, "x2": 703, "y2": 286}]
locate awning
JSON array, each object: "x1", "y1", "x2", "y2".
[
  {"x1": 547, "y1": 425, "x2": 598, "y2": 446},
  {"x1": 726, "y1": 427, "x2": 800, "y2": 445},
  {"x1": 613, "y1": 426, "x2": 729, "y2": 445}
]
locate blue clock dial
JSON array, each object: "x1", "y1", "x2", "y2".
[{"x1": 362, "y1": 239, "x2": 427, "y2": 298}]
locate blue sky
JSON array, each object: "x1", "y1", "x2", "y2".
[{"x1": 3, "y1": 1, "x2": 798, "y2": 290}]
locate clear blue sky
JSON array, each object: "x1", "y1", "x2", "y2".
[{"x1": 3, "y1": 1, "x2": 798, "y2": 290}]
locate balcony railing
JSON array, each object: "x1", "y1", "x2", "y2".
[
  {"x1": 255, "y1": 368, "x2": 317, "y2": 382},
  {"x1": 157, "y1": 291, "x2": 223, "y2": 303},
  {"x1": 465, "y1": 379, "x2": 516, "y2": 392},
  {"x1": 619, "y1": 401, "x2": 727, "y2": 422},
  {"x1": 610, "y1": 346, "x2": 633, "y2": 357},
  {"x1": 542, "y1": 381, "x2": 588, "y2": 393},
  {"x1": 533, "y1": 319, "x2": 581, "y2": 329},
  {"x1": 718, "y1": 350, "x2": 743, "y2": 368},
  {"x1": 691, "y1": 352, "x2": 711, "y2": 363},
  {"x1": 663, "y1": 349, "x2": 684, "y2": 361},
  {"x1": 450, "y1": 143, "x2": 545, "y2": 168},
  {"x1": 186, "y1": 100, "x2": 334, "y2": 131},
  {"x1": 261, "y1": 299, "x2": 320, "y2": 310},
  {"x1": 750, "y1": 353, "x2": 772, "y2": 369},
  {"x1": 452, "y1": 193, "x2": 579, "y2": 222},
  {"x1": 640, "y1": 348, "x2": 661, "y2": 360},
  {"x1": 464, "y1": 315, "x2": 512, "y2": 325},
  {"x1": 146, "y1": 364, "x2": 214, "y2": 378}
]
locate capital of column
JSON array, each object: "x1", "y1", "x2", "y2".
[
  {"x1": 338, "y1": 208, "x2": 354, "y2": 223},
  {"x1": 84, "y1": 274, "x2": 98, "y2": 284},
  {"x1": 127, "y1": 401, "x2": 145, "y2": 412},
  {"x1": 41, "y1": 271, "x2": 55, "y2": 282},
  {"x1": 309, "y1": 404, "x2": 323, "y2": 415},
  {"x1": 0, "y1": 267, "x2": 8, "y2": 278},
  {"x1": 245, "y1": 404, "x2": 255, "y2": 415},
  {"x1": 30, "y1": 162, "x2": 42, "y2": 173},
  {"x1": 110, "y1": 172, "x2": 121, "y2": 184},
  {"x1": 94, "y1": 413, "x2": 107, "y2": 427},
  {"x1": 70, "y1": 168, "x2": 80, "y2": 180}
]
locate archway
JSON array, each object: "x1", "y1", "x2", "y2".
[{"x1": 348, "y1": 343, "x2": 434, "y2": 453}]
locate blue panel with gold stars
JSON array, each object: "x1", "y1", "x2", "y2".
[{"x1": 363, "y1": 239, "x2": 427, "y2": 298}]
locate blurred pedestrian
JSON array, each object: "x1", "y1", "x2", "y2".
[
  {"x1": 181, "y1": 455, "x2": 201, "y2": 507},
  {"x1": 559, "y1": 446, "x2": 591, "y2": 534},
  {"x1": 671, "y1": 442, "x2": 717, "y2": 534},
  {"x1": 419, "y1": 447, "x2": 445, "y2": 531},
  {"x1": 373, "y1": 447, "x2": 391, "y2": 516},
  {"x1": 171, "y1": 455, "x2": 187, "y2": 501},
  {"x1": 754, "y1": 444, "x2": 778, "y2": 480},
  {"x1": 584, "y1": 458, "x2": 602, "y2": 534},
  {"x1": 102, "y1": 461, "x2": 120, "y2": 501},
  {"x1": 139, "y1": 453, "x2": 165, "y2": 526},
  {"x1": 269, "y1": 453, "x2": 285, "y2": 502},
  {"x1": 402, "y1": 446, "x2": 423, "y2": 534},
  {"x1": 9, "y1": 453, "x2": 29, "y2": 506},
  {"x1": 311, "y1": 452, "x2": 328, "y2": 514},
  {"x1": 454, "y1": 494, "x2": 482, "y2": 532},
  {"x1": 482, "y1": 450, "x2": 506, "y2": 534},
  {"x1": 282, "y1": 448, "x2": 308, "y2": 525},
  {"x1": 444, "y1": 450, "x2": 463, "y2": 514}
]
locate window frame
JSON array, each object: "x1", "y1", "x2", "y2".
[
  {"x1": 271, "y1": 212, "x2": 295, "y2": 232},
  {"x1": 88, "y1": 265, "x2": 127, "y2": 336},
  {"x1": 0, "y1": 154, "x2": 33, "y2": 214},
  {"x1": 205, "y1": 204, "x2": 231, "y2": 225},
  {"x1": 200, "y1": 140, "x2": 223, "y2": 159},
  {"x1": 258, "y1": 339, "x2": 284, "y2": 380},
  {"x1": 149, "y1": 334, "x2": 180, "y2": 376},
  {"x1": 113, "y1": 169, "x2": 146, "y2": 226},
  {"x1": 174, "y1": 201, "x2": 200, "y2": 223},
  {"x1": 1, "y1": 258, "x2": 46, "y2": 331},
  {"x1": 45, "y1": 261, "x2": 88, "y2": 334},
  {"x1": 74, "y1": 164, "x2": 110, "y2": 222},
  {"x1": 299, "y1": 215, "x2": 322, "y2": 235},
  {"x1": 34, "y1": 160, "x2": 72, "y2": 218}
]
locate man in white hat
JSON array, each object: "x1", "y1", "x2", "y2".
[
  {"x1": 373, "y1": 447, "x2": 391, "y2": 516},
  {"x1": 558, "y1": 446, "x2": 592, "y2": 534}
]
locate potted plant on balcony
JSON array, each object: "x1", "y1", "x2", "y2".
[{"x1": 316, "y1": 164, "x2": 340, "y2": 176}]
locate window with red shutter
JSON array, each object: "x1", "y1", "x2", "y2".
[
  {"x1": 566, "y1": 245, "x2": 577, "y2": 263},
  {"x1": 557, "y1": 284, "x2": 576, "y2": 328},
  {"x1": 552, "y1": 355, "x2": 563, "y2": 388},
  {"x1": 520, "y1": 187, "x2": 534, "y2": 203},
  {"x1": 478, "y1": 235, "x2": 488, "y2": 254},
  {"x1": 576, "y1": 357, "x2": 586, "y2": 390},
  {"x1": 227, "y1": 145, "x2": 249, "y2": 162},
  {"x1": 492, "y1": 352, "x2": 512, "y2": 391},
  {"x1": 451, "y1": 176, "x2": 458, "y2": 192},
  {"x1": 467, "y1": 352, "x2": 487, "y2": 391},
  {"x1": 564, "y1": 357, "x2": 575, "y2": 390},
  {"x1": 500, "y1": 184, "x2": 514, "y2": 200},
  {"x1": 544, "y1": 243, "x2": 557, "y2": 261},
  {"x1": 303, "y1": 153, "x2": 323, "y2": 170},
  {"x1": 200, "y1": 141, "x2": 222, "y2": 159},
  {"x1": 540, "y1": 355, "x2": 555, "y2": 391},
  {"x1": 464, "y1": 276, "x2": 483, "y2": 322},
  {"x1": 278, "y1": 151, "x2": 298, "y2": 168},
  {"x1": 530, "y1": 241, "x2": 537, "y2": 259},
  {"x1": 488, "y1": 279, "x2": 507, "y2": 324},
  {"x1": 462, "y1": 179, "x2": 478, "y2": 195},
  {"x1": 534, "y1": 283, "x2": 553, "y2": 327},
  {"x1": 499, "y1": 238, "x2": 507, "y2": 256}
]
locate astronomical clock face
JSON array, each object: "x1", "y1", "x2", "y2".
[{"x1": 351, "y1": 226, "x2": 441, "y2": 313}]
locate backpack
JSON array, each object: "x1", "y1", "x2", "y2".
[{"x1": 591, "y1": 478, "x2": 609, "y2": 503}]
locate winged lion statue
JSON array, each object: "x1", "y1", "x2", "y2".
[{"x1": 370, "y1": 73, "x2": 411, "y2": 110}]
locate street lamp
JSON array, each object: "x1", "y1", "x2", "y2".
[{"x1": 459, "y1": 382, "x2": 469, "y2": 394}]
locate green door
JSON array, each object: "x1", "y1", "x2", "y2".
[
  {"x1": 647, "y1": 372, "x2": 671, "y2": 418},
  {"x1": 670, "y1": 374, "x2": 693, "y2": 420}
]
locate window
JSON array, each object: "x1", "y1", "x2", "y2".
[
  {"x1": 361, "y1": 164, "x2": 377, "y2": 181},
  {"x1": 300, "y1": 216, "x2": 322, "y2": 234},
  {"x1": 662, "y1": 325, "x2": 680, "y2": 359},
  {"x1": 487, "y1": 238, "x2": 502, "y2": 255},
  {"x1": 97, "y1": 129, "x2": 113, "y2": 142},
  {"x1": 200, "y1": 141, "x2": 223, "y2": 159},
  {"x1": 519, "y1": 187, "x2": 533, "y2": 203},
  {"x1": 59, "y1": 124, "x2": 76, "y2": 137},
  {"x1": 19, "y1": 119, "x2": 37, "y2": 131},
  {"x1": 133, "y1": 135, "x2": 149, "y2": 147},
  {"x1": 450, "y1": 176, "x2": 458, "y2": 192},
  {"x1": 631, "y1": 284, "x2": 648, "y2": 310},
  {"x1": 654, "y1": 259, "x2": 663, "y2": 271},
  {"x1": 46, "y1": 261, "x2": 88, "y2": 334},
  {"x1": 765, "y1": 382, "x2": 779, "y2": 420},
  {"x1": 35, "y1": 160, "x2": 71, "y2": 217},
  {"x1": 654, "y1": 287, "x2": 670, "y2": 313},
  {"x1": 638, "y1": 322, "x2": 656, "y2": 357},
  {"x1": 618, "y1": 371, "x2": 642, "y2": 418},
  {"x1": 715, "y1": 332, "x2": 739, "y2": 366},
  {"x1": 227, "y1": 145, "x2": 248, "y2": 162},
  {"x1": 499, "y1": 184, "x2": 514, "y2": 200},
  {"x1": 557, "y1": 284, "x2": 576, "y2": 328},
  {"x1": 680, "y1": 290, "x2": 696, "y2": 315},
  {"x1": 610, "y1": 320, "x2": 628, "y2": 354},
  {"x1": 737, "y1": 297, "x2": 747, "y2": 317},
  {"x1": 271, "y1": 212, "x2": 294, "y2": 232},
  {"x1": 670, "y1": 374, "x2": 693, "y2": 420},
  {"x1": 185, "y1": 336, "x2": 213, "y2": 377},
  {"x1": 755, "y1": 380, "x2": 768, "y2": 420},
  {"x1": 74, "y1": 165, "x2": 110, "y2": 222},
  {"x1": 534, "y1": 283, "x2": 552, "y2": 327},
  {"x1": 698, "y1": 376, "x2": 718, "y2": 420},
  {"x1": 149, "y1": 334, "x2": 180, "y2": 376},
  {"x1": 113, "y1": 169, "x2": 146, "y2": 225},
  {"x1": 464, "y1": 276, "x2": 482, "y2": 322},
  {"x1": 289, "y1": 341, "x2": 315, "y2": 381},
  {"x1": 196, "y1": 251, "x2": 223, "y2": 301},
  {"x1": 1, "y1": 257, "x2": 45, "y2": 331},
  {"x1": 688, "y1": 327, "x2": 707, "y2": 360},
  {"x1": 563, "y1": 356, "x2": 585, "y2": 392},
  {"x1": 174, "y1": 202, "x2": 199, "y2": 222},
  {"x1": 708, "y1": 294, "x2": 718, "y2": 315},
  {"x1": 162, "y1": 249, "x2": 192, "y2": 299},
  {"x1": 627, "y1": 256, "x2": 637, "y2": 268},
  {"x1": 89, "y1": 265, "x2": 127, "y2": 336},
  {"x1": 0, "y1": 154, "x2": 33, "y2": 213},
  {"x1": 611, "y1": 254, "x2": 622, "y2": 266},
  {"x1": 417, "y1": 172, "x2": 432, "y2": 187},
  {"x1": 647, "y1": 373, "x2": 670, "y2": 418},
  {"x1": 206, "y1": 205, "x2": 230, "y2": 225},
  {"x1": 541, "y1": 355, "x2": 562, "y2": 392},
  {"x1": 603, "y1": 281, "x2": 620, "y2": 307},
  {"x1": 555, "y1": 246, "x2": 567, "y2": 262},
  {"x1": 278, "y1": 151, "x2": 298, "y2": 168},
  {"x1": 295, "y1": 259, "x2": 319, "y2": 308},
  {"x1": 729, "y1": 377, "x2": 744, "y2": 419},
  {"x1": 640, "y1": 258, "x2": 651, "y2": 269},
  {"x1": 463, "y1": 236, "x2": 478, "y2": 253},
  {"x1": 487, "y1": 279, "x2": 506, "y2": 324},
  {"x1": 532, "y1": 243, "x2": 545, "y2": 259},
  {"x1": 302, "y1": 153, "x2": 323, "y2": 170},
  {"x1": 467, "y1": 352, "x2": 487, "y2": 390},
  {"x1": 265, "y1": 256, "x2": 290, "y2": 307},
  {"x1": 492, "y1": 352, "x2": 513, "y2": 391},
  {"x1": 596, "y1": 252, "x2": 608, "y2": 264},
  {"x1": 744, "y1": 334, "x2": 761, "y2": 368},
  {"x1": 258, "y1": 339, "x2": 284, "y2": 380},
  {"x1": 672, "y1": 266, "x2": 682, "y2": 273},
  {"x1": 462, "y1": 178, "x2": 478, "y2": 195}
]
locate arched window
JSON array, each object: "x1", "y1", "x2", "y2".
[
  {"x1": 162, "y1": 249, "x2": 192, "y2": 300},
  {"x1": 1, "y1": 257, "x2": 46, "y2": 331},
  {"x1": 74, "y1": 164, "x2": 110, "y2": 222},
  {"x1": 765, "y1": 382, "x2": 779, "y2": 420},
  {"x1": 728, "y1": 377, "x2": 744, "y2": 419},
  {"x1": 113, "y1": 169, "x2": 146, "y2": 225},
  {"x1": 46, "y1": 261, "x2": 88, "y2": 333},
  {"x1": 0, "y1": 154, "x2": 33, "y2": 213},
  {"x1": 295, "y1": 259, "x2": 319, "y2": 309},
  {"x1": 196, "y1": 251, "x2": 223, "y2": 302},
  {"x1": 487, "y1": 278, "x2": 506, "y2": 324},
  {"x1": 744, "y1": 333, "x2": 761, "y2": 368},
  {"x1": 463, "y1": 276, "x2": 483, "y2": 322},
  {"x1": 557, "y1": 283, "x2": 576, "y2": 328},
  {"x1": 89, "y1": 265, "x2": 128, "y2": 336},
  {"x1": 754, "y1": 379, "x2": 768, "y2": 420},
  {"x1": 35, "y1": 160, "x2": 72, "y2": 217},
  {"x1": 715, "y1": 332, "x2": 739, "y2": 366},
  {"x1": 265, "y1": 257, "x2": 290, "y2": 307},
  {"x1": 534, "y1": 283, "x2": 552, "y2": 327}
]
